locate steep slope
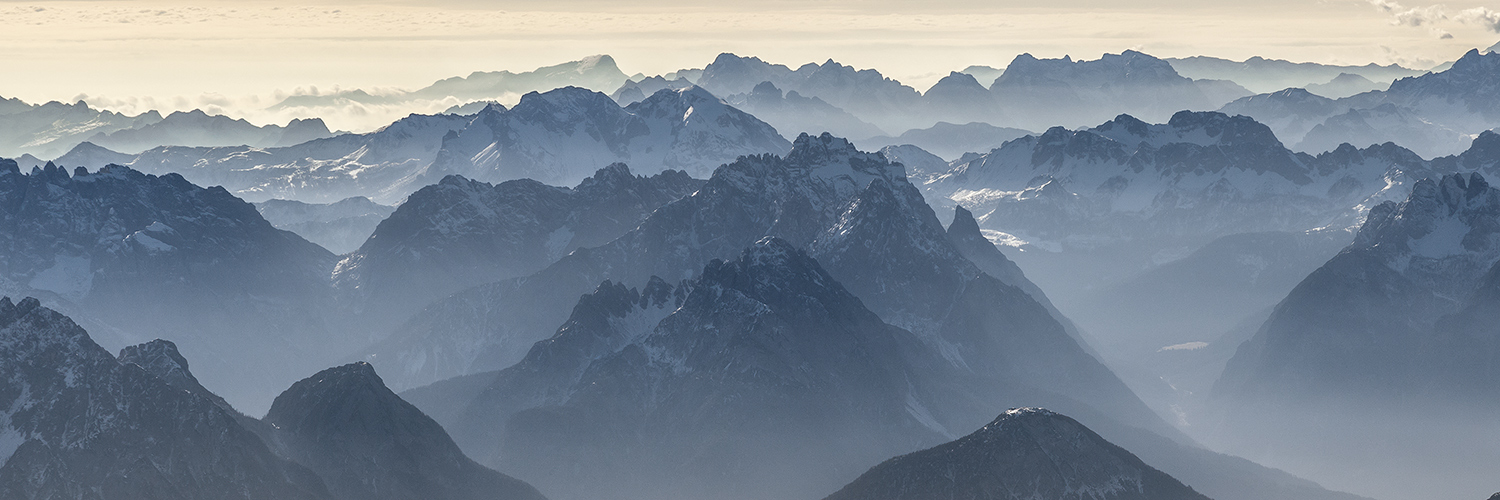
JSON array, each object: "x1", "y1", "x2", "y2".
[
  {"x1": 823, "y1": 408, "x2": 1210, "y2": 500},
  {"x1": 262, "y1": 362, "x2": 547, "y2": 500},
  {"x1": 0, "y1": 162, "x2": 341, "y2": 413},
  {"x1": 255, "y1": 196, "x2": 396, "y2": 254},
  {"x1": 921, "y1": 72, "x2": 1002, "y2": 126},
  {"x1": 926, "y1": 111, "x2": 1438, "y2": 257},
  {"x1": 1211, "y1": 172, "x2": 1500, "y2": 500},
  {"x1": 426, "y1": 239, "x2": 950, "y2": 500},
  {"x1": 378, "y1": 134, "x2": 1156, "y2": 439},
  {"x1": 1218, "y1": 172, "x2": 1500, "y2": 405},
  {"x1": 117, "y1": 339, "x2": 237, "y2": 414},
  {"x1": 338, "y1": 164, "x2": 701, "y2": 359},
  {"x1": 418, "y1": 85, "x2": 790, "y2": 186},
  {"x1": 0, "y1": 297, "x2": 332, "y2": 500}
]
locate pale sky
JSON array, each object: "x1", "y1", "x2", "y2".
[{"x1": 3, "y1": 0, "x2": 1498, "y2": 130}]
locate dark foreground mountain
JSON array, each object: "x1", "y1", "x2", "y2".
[
  {"x1": 1, "y1": 297, "x2": 547, "y2": 500},
  {"x1": 264, "y1": 362, "x2": 548, "y2": 500},
  {"x1": 425, "y1": 238, "x2": 953, "y2": 500},
  {"x1": 0, "y1": 297, "x2": 332, "y2": 500},
  {"x1": 823, "y1": 408, "x2": 1210, "y2": 500},
  {"x1": 0, "y1": 161, "x2": 340, "y2": 413}
]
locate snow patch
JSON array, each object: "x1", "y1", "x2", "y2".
[
  {"x1": 0, "y1": 425, "x2": 22, "y2": 468},
  {"x1": 27, "y1": 255, "x2": 93, "y2": 301},
  {"x1": 127, "y1": 232, "x2": 175, "y2": 253},
  {"x1": 1159, "y1": 341, "x2": 1209, "y2": 352},
  {"x1": 1406, "y1": 216, "x2": 1472, "y2": 260},
  {"x1": 544, "y1": 226, "x2": 576, "y2": 262}
]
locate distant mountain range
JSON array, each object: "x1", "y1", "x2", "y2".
[
  {"x1": 0, "y1": 99, "x2": 334, "y2": 160},
  {"x1": 1223, "y1": 49, "x2": 1500, "y2": 158},
  {"x1": 1167, "y1": 55, "x2": 1423, "y2": 94},
  {"x1": 269, "y1": 55, "x2": 630, "y2": 114},
  {"x1": 255, "y1": 197, "x2": 395, "y2": 254},
  {"x1": 52, "y1": 86, "x2": 787, "y2": 204}
]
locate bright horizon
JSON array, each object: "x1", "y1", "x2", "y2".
[{"x1": 5, "y1": 0, "x2": 1500, "y2": 131}]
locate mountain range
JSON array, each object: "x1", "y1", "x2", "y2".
[
  {"x1": 53, "y1": 86, "x2": 787, "y2": 204},
  {"x1": 1210, "y1": 172, "x2": 1500, "y2": 500},
  {"x1": 1222, "y1": 49, "x2": 1500, "y2": 158},
  {"x1": 1166, "y1": 55, "x2": 1423, "y2": 94},
  {"x1": 0, "y1": 297, "x2": 546, "y2": 500}
]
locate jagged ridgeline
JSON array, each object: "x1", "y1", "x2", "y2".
[
  {"x1": 0, "y1": 160, "x2": 341, "y2": 413},
  {"x1": 396, "y1": 134, "x2": 1366, "y2": 500},
  {"x1": 0, "y1": 296, "x2": 547, "y2": 500},
  {"x1": 1208, "y1": 172, "x2": 1500, "y2": 499}
]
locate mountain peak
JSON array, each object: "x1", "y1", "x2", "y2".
[
  {"x1": 740, "y1": 235, "x2": 801, "y2": 267},
  {"x1": 825, "y1": 407, "x2": 1210, "y2": 500},
  {"x1": 1354, "y1": 172, "x2": 1500, "y2": 271},
  {"x1": 118, "y1": 339, "x2": 197, "y2": 387}
]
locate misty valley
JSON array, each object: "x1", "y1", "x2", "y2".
[{"x1": 4, "y1": 44, "x2": 1500, "y2": 500}]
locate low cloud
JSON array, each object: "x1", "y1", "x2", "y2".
[{"x1": 1369, "y1": 1, "x2": 1500, "y2": 36}]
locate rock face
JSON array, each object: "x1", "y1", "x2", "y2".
[
  {"x1": 263, "y1": 362, "x2": 546, "y2": 500},
  {"x1": 338, "y1": 164, "x2": 702, "y2": 360},
  {"x1": 377, "y1": 134, "x2": 1138, "y2": 425},
  {"x1": 255, "y1": 196, "x2": 395, "y2": 255},
  {"x1": 1211, "y1": 172, "x2": 1500, "y2": 500},
  {"x1": 926, "y1": 111, "x2": 1441, "y2": 258},
  {"x1": 0, "y1": 297, "x2": 332, "y2": 500},
  {"x1": 387, "y1": 133, "x2": 1361, "y2": 500},
  {"x1": 823, "y1": 408, "x2": 1211, "y2": 500},
  {"x1": 435, "y1": 238, "x2": 951, "y2": 500},
  {"x1": 117, "y1": 339, "x2": 236, "y2": 414},
  {"x1": 1218, "y1": 172, "x2": 1500, "y2": 406},
  {"x1": 423, "y1": 86, "x2": 791, "y2": 186},
  {"x1": 0, "y1": 162, "x2": 340, "y2": 413}
]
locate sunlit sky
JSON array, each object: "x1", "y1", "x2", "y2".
[{"x1": 4, "y1": 0, "x2": 1499, "y2": 129}]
